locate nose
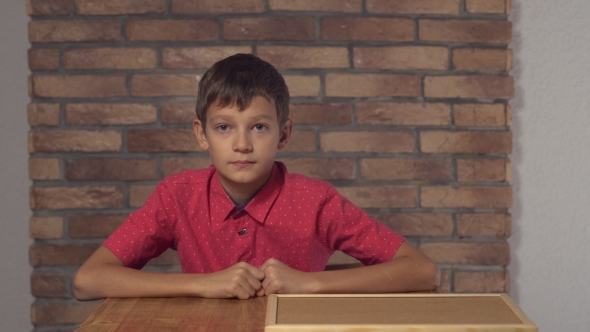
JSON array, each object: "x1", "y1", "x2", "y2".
[{"x1": 232, "y1": 129, "x2": 253, "y2": 153}]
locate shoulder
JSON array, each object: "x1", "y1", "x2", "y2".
[{"x1": 277, "y1": 162, "x2": 335, "y2": 194}]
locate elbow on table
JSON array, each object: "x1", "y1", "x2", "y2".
[
  {"x1": 420, "y1": 259, "x2": 441, "y2": 292},
  {"x1": 72, "y1": 267, "x2": 98, "y2": 301}
]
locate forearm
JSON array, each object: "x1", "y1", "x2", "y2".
[
  {"x1": 309, "y1": 257, "x2": 439, "y2": 294},
  {"x1": 73, "y1": 263, "x2": 203, "y2": 300}
]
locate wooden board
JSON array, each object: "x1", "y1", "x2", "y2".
[
  {"x1": 76, "y1": 297, "x2": 267, "y2": 332},
  {"x1": 265, "y1": 294, "x2": 537, "y2": 332}
]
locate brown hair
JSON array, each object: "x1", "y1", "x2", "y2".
[{"x1": 195, "y1": 54, "x2": 289, "y2": 129}]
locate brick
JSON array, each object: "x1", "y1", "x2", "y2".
[
  {"x1": 283, "y1": 130, "x2": 316, "y2": 152},
  {"x1": 128, "y1": 129, "x2": 199, "y2": 152},
  {"x1": 30, "y1": 187, "x2": 124, "y2": 210},
  {"x1": 31, "y1": 75, "x2": 126, "y2": 98},
  {"x1": 366, "y1": 0, "x2": 460, "y2": 14},
  {"x1": 30, "y1": 244, "x2": 100, "y2": 266},
  {"x1": 130, "y1": 185, "x2": 157, "y2": 207},
  {"x1": 375, "y1": 213, "x2": 453, "y2": 237},
  {"x1": 27, "y1": 0, "x2": 71, "y2": 15},
  {"x1": 162, "y1": 46, "x2": 252, "y2": 69},
  {"x1": 28, "y1": 49, "x2": 59, "y2": 71},
  {"x1": 438, "y1": 269, "x2": 451, "y2": 293},
  {"x1": 354, "y1": 46, "x2": 447, "y2": 70},
  {"x1": 131, "y1": 74, "x2": 200, "y2": 97},
  {"x1": 31, "y1": 273, "x2": 69, "y2": 298},
  {"x1": 28, "y1": 156, "x2": 57, "y2": 180},
  {"x1": 278, "y1": 158, "x2": 355, "y2": 180},
  {"x1": 290, "y1": 104, "x2": 351, "y2": 125},
  {"x1": 466, "y1": 0, "x2": 509, "y2": 14},
  {"x1": 420, "y1": 131, "x2": 512, "y2": 154},
  {"x1": 322, "y1": 18, "x2": 414, "y2": 41},
  {"x1": 457, "y1": 213, "x2": 511, "y2": 237},
  {"x1": 172, "y1": 0, "x2": 264, "y2": 13},
  {"x1": 425, "y1": 76, "x2": 513, "y2": 99},
  {"x1": 455, "y1": 270, "x2": 509, "y2": 293},
  {"x1": 457, "y1": 158, "x2": 507, "y2": 182},
  {"x1": 337, "y1": 186, "x2": 416, "y2": 208},
  {"x1": 421, "y1": 186, "x2": 512, "y2": 209},
  {"x1": 321, "y1": 131, "x2": 414, "y2": 153},
  {"x1": 420, "y1": 242, "x2": 509, "y2": 265},
  {"x1": 162, "y1": 103, "x2": 196, "y2": 124},
  {"x1": 453, "y1": 48, "x2": 512, "y2": 71},
  {"x1": 360, "y1": 158, "x2": 451, "y2": 181},
  {"x1": 162, "y1": 158, "x2": 212, "y2": 177},
  {"x1": 258, "y1": 46, "x2": 349, "y2": 69},
  {"x1": 29, "y1": 20, "x2": 120, "y2": 43},
  {"x1": 66, "y1": 104, "x2": 157, "y2": 125},
  {"x1": 269, "y1": 0, "x2": 362, "y2": 12},
  {"x1": 29, "y1": 216, "x2": 63, "y2": 239},
  {"x1": 31, "y1": 302, "x2": 98, "y2": 325},
  {"x1": 420, "y1": 20, "x2": 511, "y2": 43},
  {"x1": 66, "y1": 158, "x2": 157, "y2": 181},
  {"x1": 284, "y1": 75, "x2": 321, "y2": 97},
  {"x1": 224, "y1": 18, "x2": 316, "y2": 41},
  {"x1": 454, "y1": 104, "x2": 507, "y2": 127},
  {"x1": 127, "y1": 19, "x2": 217, "y2": 41},
  {"x1": 326, "y1": 74, "x2": 420, "y2": 98},
  {"x1": 75, "y1": 0, "x2": 166, "y2": 15},
  {"x1": 28, "y1": 103, "x2": 60, "y2": 126},
  {"x1": 29, "y1": 130, "x2": 122, "y2": 153},
  {"x1": 64, "y1": 48, "x2": 156, "y2": 70},
  {"x1": 29, "y1": 158, "x2": 60, "y2": 180},
  {"x1": 70, "y1": 214, "x2": 128, "y2": 238},
  {"x1": 356, "y1": 103, "x2": 450, "y2": 126},
  {"x1": 147, "y1": 248, "x2": 180, "y2": 266}
]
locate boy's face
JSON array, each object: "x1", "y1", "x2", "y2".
[{"x1": 193, "y1": 96, "x2": 292, "y2": 199}]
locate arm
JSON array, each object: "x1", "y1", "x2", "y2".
[
  {"x1": 260, "y1": 241, "x2": 440, "y2": 295},
  {"x1": 73, "y1": 246, "x2": 265, "y2": 301}
]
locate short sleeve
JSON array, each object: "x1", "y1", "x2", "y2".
[
  {"x1": 103, "y1": 182, "x2": 176, "y2": 269},
  {"x1": 318, "y1": 185, "x2": 405, "y2": 265}
]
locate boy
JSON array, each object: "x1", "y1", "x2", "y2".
[{"x1": 73, "y1": 54, "x2": 439, "y2": 301}]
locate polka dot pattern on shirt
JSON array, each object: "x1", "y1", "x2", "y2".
[{"x1": 103, "y1": 162, "x2": 405, "y2": 273}]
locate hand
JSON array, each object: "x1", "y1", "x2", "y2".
[
  {"x1": 258, "y1": 258, "x2": 316, "y2": 296},
  {"x1": 199, "y1": 262, "x2": 265, "y2": 300}
]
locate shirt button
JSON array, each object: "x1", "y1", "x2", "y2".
[{"x1": 238, "y1": 229, "x2": 248, "y2": 236}]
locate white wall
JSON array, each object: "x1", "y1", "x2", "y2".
[
  {"x1": 1, "y1": 0, "x2": 589, "y2": 331},
  {"x1": 510, "y1": 1, "x2": 590, "y2": 331},
  {"x1": 0, "y1": 1, "x2": 33, "y2": 331}
]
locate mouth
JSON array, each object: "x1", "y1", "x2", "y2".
[{"x1": 230, "y1": 160, "x2": 255, "y2": 168}]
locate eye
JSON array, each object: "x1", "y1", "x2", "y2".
[
  {"x1": 253, "y1": 124, "x2": 267, "y2": 131},
  {"x1": 216, "y1": 124, "x2": 229, "y2": 132}
]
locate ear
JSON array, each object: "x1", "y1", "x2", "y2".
[
  {"x1": 193, "y1": 119, "x2": 210, "y2": 151},
  {"x1": 277, "y1": 119, "x2": 293, "y2": 151}
]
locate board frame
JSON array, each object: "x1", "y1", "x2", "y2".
[{"x1": 265, "y1": 293, "x2": 537, "y2": 332}]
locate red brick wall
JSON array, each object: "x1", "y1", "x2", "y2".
[{"x1": 28, "y1": 0, "x2": 513, "y2": 329}]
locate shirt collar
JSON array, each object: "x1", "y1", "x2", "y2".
[{"x1": 209, "y1": 162, "x2": 284, "y2": 229}]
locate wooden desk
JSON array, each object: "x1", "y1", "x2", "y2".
[{"x1": 77, "y1": 294, "x2": 537, "y2": 332}]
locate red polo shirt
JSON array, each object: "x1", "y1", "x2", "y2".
[{"x1": 103, "y1": 162, "x2": 405, "y2": 273}]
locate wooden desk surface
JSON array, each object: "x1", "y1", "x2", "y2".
[
  {"x1": 77, "y1": 297, "x2": 267, "y2": 332},
  {"x1": 76, "y1": 293, "x2": 536, "y2": 332}
]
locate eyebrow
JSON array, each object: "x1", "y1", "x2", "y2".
[
  {"x1": 250, "y1": 114, "x2": 275, "y2": 122},
  {"x1": 208, "y1": 114, "x2": 275, "y2": 123},
  {"x1": 208, "y1": 115, "x2": 232, "y2": 123}
]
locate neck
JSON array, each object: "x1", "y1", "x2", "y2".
[{"x1": 219, "y1": 169, "x2": 272, "y2": 205}]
